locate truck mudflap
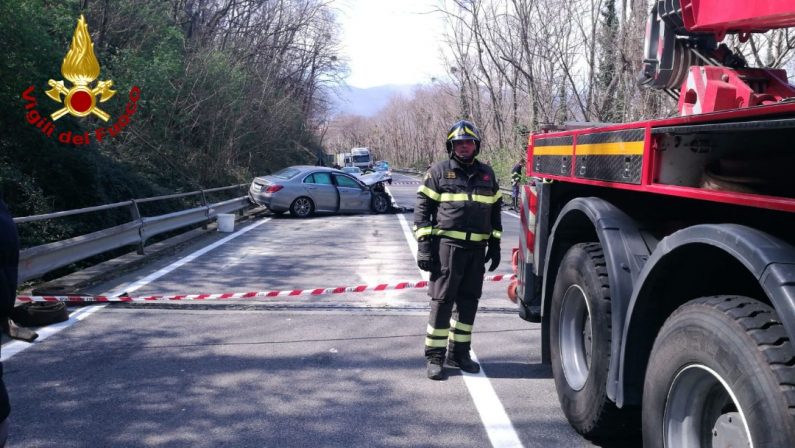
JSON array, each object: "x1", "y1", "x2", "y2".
[
  {"x1": 516, "y1": 254, "x2": 541, "y2": 323},
  {"x1": 510, "y1": 182, "x2": 546, "y2": 322}
]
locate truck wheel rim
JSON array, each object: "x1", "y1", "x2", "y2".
[
  {"x1": 559, "y1": 284, "x2": 591, "y2": 391},
  {"x1": 664, "y1": 364, "x2": 752, "y2": 448}
]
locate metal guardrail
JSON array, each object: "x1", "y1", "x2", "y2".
[
  {"x1": 15, "y1": 184, "x2": 251, "y2": 282},
  {"x1": 393, "y1": 169, "x2": 514, "y2": 204}
]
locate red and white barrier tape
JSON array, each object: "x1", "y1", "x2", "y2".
[
  {"x1": 390, "y1": 181, "x2": 420, "y2": 185},
  {"x1": 17, "y1": 274, "x2": 516, "y2": 303}
]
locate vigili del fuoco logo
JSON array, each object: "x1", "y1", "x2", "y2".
[{"x1": 20, "y1": 15, "x2": 141, "y2": 146}]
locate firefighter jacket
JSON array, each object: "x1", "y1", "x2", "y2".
[{"x1": 414, "y1": 158, "x2": 502, "y2": 246}]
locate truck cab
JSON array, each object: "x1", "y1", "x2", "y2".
[{"x1": 350, "y1": 147, "x2": 373, "y2": 171}]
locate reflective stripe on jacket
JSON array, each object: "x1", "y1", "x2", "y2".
[{"x1": 413, "y1": 158, "x2": 502, "y2": 245}]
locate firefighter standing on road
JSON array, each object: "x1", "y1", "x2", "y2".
[{"x1": 414, "y1": 120, "x2": 502, "y2": 380}]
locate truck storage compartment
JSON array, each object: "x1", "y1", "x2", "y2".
[{"x1": 652, "y1": 117, "x2": 795, "y2": 199}]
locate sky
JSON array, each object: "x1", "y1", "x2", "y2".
[{"x1": 336, "y1": 0, "x2": 447, "y2": 89}]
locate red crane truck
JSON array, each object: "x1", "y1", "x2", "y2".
[{"x1": 509, "y1": 1, "x2": 795, "y2": 445}]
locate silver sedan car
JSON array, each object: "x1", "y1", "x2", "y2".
[
  {"x1": 249, "y1": 166, "x2": 392, "y2": 217},
  {"x1": 341, "y1": 166, "x2": 363, "y2": 176}
]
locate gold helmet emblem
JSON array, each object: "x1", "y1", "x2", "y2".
[{"x1": 45, "y1": 15, "x2": 116, "y2": 121}]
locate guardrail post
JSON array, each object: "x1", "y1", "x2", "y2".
[
  {"x1": 129, "y1": 199, "x2": 145, "y2": 254},
  {"x1": 238, "y1": 184, "x2": 246, "y2": 216},
  {"x1": 200, "y1": 189, "x2": 210, "y2": 230}
]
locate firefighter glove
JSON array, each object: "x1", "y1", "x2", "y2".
[
  {"x1": 485, "y1": 237, "x2": 501, "y2": 272},
  {"x1": 417, "y1": 238, "x2": 435, "y2": 272}
]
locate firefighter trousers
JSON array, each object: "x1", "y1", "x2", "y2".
[{"x1": 424, "y1": 241, "x2": 486, "y2": 361}]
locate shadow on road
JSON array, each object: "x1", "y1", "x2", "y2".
[{"x1": 480, "y1": 361, "x2": 551, "y2": 380}]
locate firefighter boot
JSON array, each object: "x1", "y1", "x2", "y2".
[
  {"x1": 446, "y1": 352, "x2": 480, "y2": 374},
  {"x1": 427, "y1": 359, "x2": 446, "y2": 380}
]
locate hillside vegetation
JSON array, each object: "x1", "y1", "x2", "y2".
[
  {"x1": 0, "y1": 0, "x2": 343, "y2": 231},
  {"x1": 325, "y1": 0, "x2": 795, "y2": 185}
]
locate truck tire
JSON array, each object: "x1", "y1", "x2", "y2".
[
  {"x1": 550, "y1": 243, "x2": 637, "y2": 440},
  {"x1": 643, "y1": 296, "x2": 795, "y2": 448}
]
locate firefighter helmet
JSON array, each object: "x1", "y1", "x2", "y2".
[{"x1": 445, "y1": 120, "x2": 481, "y2": 158}]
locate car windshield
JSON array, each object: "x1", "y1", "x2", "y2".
[
  {"x1": 271, "y1": 167, "x2": 302, "y2": 179},
  {"x1": 342, "y1": 167, "x2": 361, "y2": 174}
]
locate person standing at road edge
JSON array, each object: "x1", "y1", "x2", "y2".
[
  {"x1": 0, "y1": 194, "x2": 19, "y2": 446},
  {"x1": 511, "y1": 158, "x2": 524, "y2": 211},
  {"x1": 414, "y1": 120, "x2": 502, "y2": 380}
]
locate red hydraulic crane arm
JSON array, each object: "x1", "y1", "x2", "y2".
[
  {"x1": 641, "y1": 0, "x2": 795, "y2": 115},
  {"x1": 681, "y1": 0, "x2": 795, "y2": 40}
]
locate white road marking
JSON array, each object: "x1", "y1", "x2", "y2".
[
  {"x1": 104, "y1": 217, "x2": 272, "y2": 297},
  {"x1": 396, "y1": 213, "x2": 429, "y2": 283},
  {"x1": 391, "y1": 187, "x2": 428, "y2": 283},
  {"x1": 354, "y1": 190, "x2": 412, "y2": 305},
  {"x1": 502, "y1": 210, "x2": 520, "y2": 219},
  {"x1": 1, "y1": 305, "x2": 104, "y2": 361},
  {"x1": 462, "y1": 353, "x2": 523, "y2": 448},
  {"x1": 2, "y1": 217, "x2": 272, "y2": 360},
  {"x1": 394, "y1": 190, "x2": 523, "y2": 448}
]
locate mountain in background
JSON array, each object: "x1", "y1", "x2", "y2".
[{"x1": 330, "y1": 84, "x2": 418, "y2": 117}]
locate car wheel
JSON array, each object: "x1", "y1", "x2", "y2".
[
  {"x1": 549, "y1": 243, "x2": 639, "y2": 440},
  {"x1": 371, "y1": 193, "x2": 389, "y2": 213},
  {"x1": 643, "y1": 296, "x2": 795, "y2": 448},
  {"x1": 290, "y1": 197, "x2": 314, "y2": 218}
]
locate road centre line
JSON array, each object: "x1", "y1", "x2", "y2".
[
  {"x1": 2, "y1": 217, "x2": 272, "y2": 361},
  {"x1": 392, "y1": 189, "x2": 523, "y2": 448}
]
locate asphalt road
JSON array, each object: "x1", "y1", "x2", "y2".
[{"x1": 2, "y1": 172, "x2": 601, "y2": 447}]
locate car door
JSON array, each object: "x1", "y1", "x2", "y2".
[
  {"x1": 333, "y1": 173, "x2": 370, "y2": 212},
  {"x1": 303, "y1": 172, "x2": 338, "y2": 212}
]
